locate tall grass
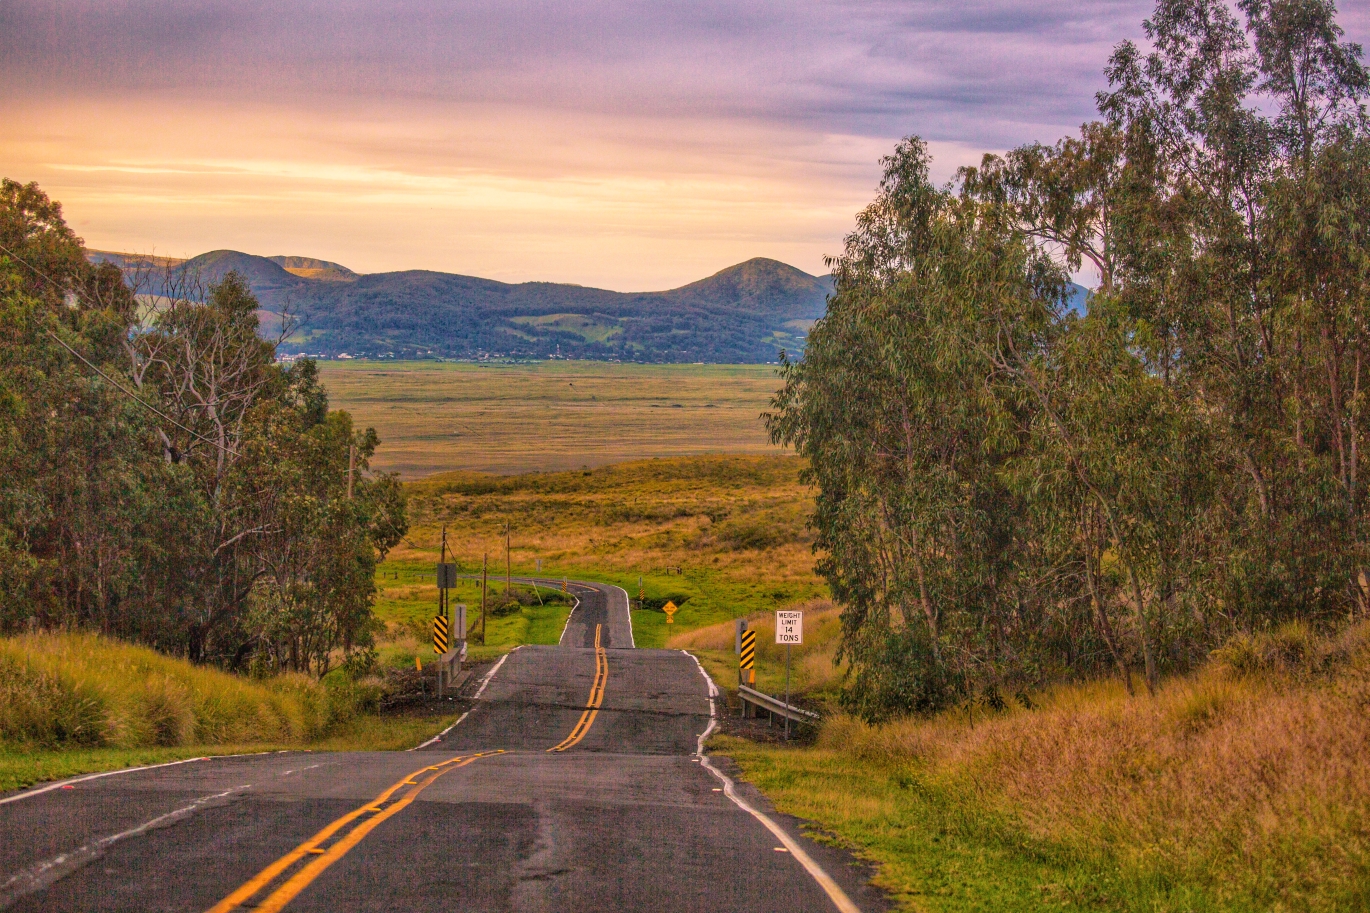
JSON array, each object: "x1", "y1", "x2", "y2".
[
  {"x1": 0, "y1": 633, "x2": 373, "y2": 751},
  {"x1": 756, "y1": 623, "x2": 1370, "y2": 911}
]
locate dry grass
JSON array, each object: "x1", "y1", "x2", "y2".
[
  {"x1": 743, "y1": 624, "x2": 1370, "y2": 910},
  {"x1": 318, "y1": 360, "x2": 783, "y2": 477},
  {"x1": 0, "y1": 633, "x2": 371, "y2": 751}
]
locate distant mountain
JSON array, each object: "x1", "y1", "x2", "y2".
[
  {"x1": 86, "y1": 249, "x2": 185, "y2": 270},
  {"x1": 181, "y1": 250, "x2": 305, "y2": 296},
  {"x1": 92, "y1": 248, "x2": 833, "y2": 363},
  {"x1": 1066, "y1": 282, "x2": 1090, "y2": 314},
  {"x1": 85, "y1": 247, "x2": 1095, "y2": 362},
  {"x1": 278, "y1": 257, "x2": 833, "y2": 363}
]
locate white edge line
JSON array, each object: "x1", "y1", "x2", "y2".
[
  {"x1": 411, "y1": 710, "x2": 468, "y2": 751},
  {"x1": 408, "y1": 646, "x2": 520, "y2": 750},
  {"x1": 0, "y1": 751, "x2": 284, "y2": 807},
  {"x1": 473, "y1": 646, "x2": 515, "y2": 701},
  {"x1": 683, "y1": 650, "x2": 861, "y2": 913},
  {"x1": 0, "y1": 785, "x2": 247, "y2": 906},
  {"x1": 557, "y1": 595, "x2": 583, "y2": 645},
  {"x1": 607, "y1": 583, "x2": 636, "y2": 648}
]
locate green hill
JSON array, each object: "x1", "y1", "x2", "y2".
[{"x1": 91, "y1": 249, "x2": 834, "y2": 363}]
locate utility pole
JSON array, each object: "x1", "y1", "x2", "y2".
[
  {"x1": 481, "y1": 553, "x2": 488, "y2": 644},
  {"x1": 440, "y1": 524, "x2": 449, "y2": 635}
]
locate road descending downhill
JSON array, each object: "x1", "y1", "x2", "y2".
[{"x1": 0, "y1": 580, "x2": 885, "y2": 913}]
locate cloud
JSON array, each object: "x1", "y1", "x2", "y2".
[
  {"x1": 2, "y1": 1, "x2": 1156, "y2": 145},
  {"x1": 2, "y1": 1, "x2": 1364, "y2": 287}
]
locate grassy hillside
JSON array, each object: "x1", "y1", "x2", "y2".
[
  {"x1": 377, "y1": 455, "x2": 824, "y2": 648},
  {"x1": 317, "y1": 361, "x2": 782, "y2": 477},
  {"x1": 712, "y1": 622, "x2": 1370, "y2": 912},
  {"x1": 0, "y1": 633, "x2": 453, "y2": 790}
]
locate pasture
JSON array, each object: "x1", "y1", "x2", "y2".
[
  {"x1": 317, "y1": 360, "x2": 784, "y2": 478},
  {"x1": 375, "y1": 455, "x2": 826, "y2": 651}
]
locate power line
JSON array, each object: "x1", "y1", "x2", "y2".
[
  {"x1": 0, "y1": 240, "x2": 242, "y2": 458},
  {"x1": 43, "y1": 329, "x2": 244, "y2": 459}
]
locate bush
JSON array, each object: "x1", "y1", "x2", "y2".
[
  {"x1": 489, "y1": 598, "x2": 523, "y2": 618},
  {"x1": 715, "y1": 521, "x2": 785, "y2": 551},
  {"x1": 841, "y1": 628, "x2": 964, "y2": 722},
  {"x1": 642, "y1": 594, "x2": 690, "y2": 613},
  {"x1": 1212, "y1": 622, "x2": 1325, "y2": 679}
]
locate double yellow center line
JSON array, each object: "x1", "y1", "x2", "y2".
[
  {"x1": 206, "y1": 626, "x2": 609, "y2": 911},
  {"x1": 205, "y1": 750, "x2": 503, "y2": 913},
  {"x1": 547, "y1": 623, "x2": 607, "y2": 752}
]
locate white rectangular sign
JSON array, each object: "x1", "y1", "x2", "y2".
[{"x1": 775, "y1": 610, "x2": 803, "y2": 645}]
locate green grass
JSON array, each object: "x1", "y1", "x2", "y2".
[
  {"x1": 712, "y1": 735, "x2": 1123, "y2": 913},
  {"x1": 317, "y1": 360, "x2": 784, "y2": 478}
]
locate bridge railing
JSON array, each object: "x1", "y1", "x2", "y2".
[{"x1": 737, "y1": 684, "x2": 820, "y2": 727}]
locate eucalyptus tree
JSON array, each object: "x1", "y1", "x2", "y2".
[
  {"x1": 1100, "y1": 0, "x2": 1369, "y2": 623},
  {"x1": 0, "y1": 179, "x2": 407, "y2": 671},
  {"x1": 769, "y1": 139, "x2": 1062, "y2": 718},
  {"x1": 773, "y1": 0, "x2": 1369, "y2": 717}
]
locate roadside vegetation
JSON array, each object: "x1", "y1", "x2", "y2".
[
  {"x1": 0, "y1": 632, "x2": 452, "y2": 791},
  {"x1": 0, "y1": 179, "x2": 406, "y2": 673},
  {"x1": 768, "y1": 0, "x2": 1370, "y2": 722},
  {"x1": 718, "y1": 620, "x2": 1370, "y2": 912},
  {"x1": 382, "y1": 454, "x2": 824, "y2": 648}
]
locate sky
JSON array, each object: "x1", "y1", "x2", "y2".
[{"x1": 3, "y1": 1, "x2": 1366, "y2": 290}]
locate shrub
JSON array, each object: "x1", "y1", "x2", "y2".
[{"x1": 642, "y1": 594, "x2": 690, "y2": 613}]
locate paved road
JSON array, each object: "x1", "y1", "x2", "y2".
[{"x1": 0, "y1": 581, "x2": 884, "y2": 912}]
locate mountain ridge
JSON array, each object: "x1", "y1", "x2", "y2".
[{"x1": 90, "y1": 249, "x2": 835, "y2": 363}]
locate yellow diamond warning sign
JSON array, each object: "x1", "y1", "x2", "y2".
[{"x1": 662, "y1": 600, "x2": 678, "y2": 624}]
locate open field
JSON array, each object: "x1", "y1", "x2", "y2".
[
  {"x1": 317, "y1": 360, "x2": 784, "y2": 477},
  {"x1": 376, "y1": 455, "x2": 826, "y2": 650}
]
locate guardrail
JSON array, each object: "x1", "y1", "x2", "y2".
[
  {"x1": 738, "y1": 684, "x2": 820, "y2": 727},
  {"x1": 435, "y1": 642, "x2": 468, "y2": 698}
]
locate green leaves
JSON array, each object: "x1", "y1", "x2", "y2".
[
  {"x1": 0, "y1": 181, "x2": 407, "y2": 674},
  {"x1": 771, "y1": 0, "x2": 1370, "y2": 718}
]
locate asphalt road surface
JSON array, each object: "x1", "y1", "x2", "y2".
[{"x1": 0, "y1": 580, "x2": 885, "y2": 912}]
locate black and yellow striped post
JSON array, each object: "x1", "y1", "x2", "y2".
[
  {"x1": 432, "y1": 613, "x2": 449, "y2": 655},
  {"x1": 739, "y1": 629, "x2": 756, "y2": 687}
]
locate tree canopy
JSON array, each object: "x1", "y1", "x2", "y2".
[
  {"x1": 0, "y1": 179, "x2": 407, "y2": 673},
  {"x1": 769, "y1": 0, "x2": 1370, "y2": 719}
]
